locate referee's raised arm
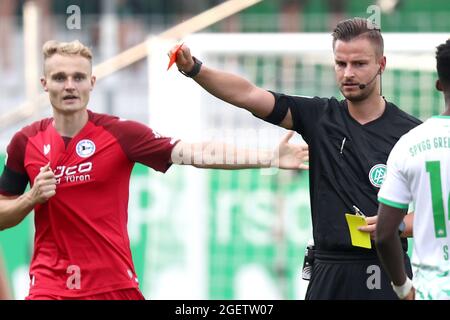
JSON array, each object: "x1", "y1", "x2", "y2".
[{"x1": 171, "y1": 44, "x2": 294, "y2": 129}]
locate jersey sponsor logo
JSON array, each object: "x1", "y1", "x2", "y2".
[
  {"x1": 43, "y1": 144, "x2": 51, "y2": 156},
  {"x1": 54, "y1": 162, "x2": 93, "y2": 184},
  {"x1": 76, "y1": 139, "x2": 96, "y2": 158},
  {"x1": 369, "y1": 164, "x2": 386, "y2": 188}
]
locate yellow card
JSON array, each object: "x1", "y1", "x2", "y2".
[{"x1": 345, "y1": 214, "x2": 371, "y2": 249}]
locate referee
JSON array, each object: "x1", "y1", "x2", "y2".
[{"x1": 172, "y1": 18, "x2": 421, "y2": 299}]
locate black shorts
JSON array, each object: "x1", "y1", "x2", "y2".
[{"x1": 305, "y1": 250, "x2": 413, "y2": 300}]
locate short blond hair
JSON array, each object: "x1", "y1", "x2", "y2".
[{"x1": 43, "y1": 40, "x2": 93, "y2": 61}]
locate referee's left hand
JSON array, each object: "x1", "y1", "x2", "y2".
[{"x1": 358, "y1": 215, "x2": 377, "y2": 239}]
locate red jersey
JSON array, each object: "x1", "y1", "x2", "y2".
[{"x1": 0, "y1": 110, "x2": 178, "y2": 297}]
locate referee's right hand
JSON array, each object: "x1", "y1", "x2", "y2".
[
  {"x1": 169, "y1": 44, "x2": 195, "y2": 75},
  {"x1": 30, "y1": 163, "x2": 57, "y2": 204}
]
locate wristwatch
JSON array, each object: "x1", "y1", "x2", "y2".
[{"x1": 179, "y1": 56, "x2": 203, "y2": 78}]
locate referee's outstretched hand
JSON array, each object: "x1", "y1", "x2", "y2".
[
  {"x1": 274, "y1": 131, "x2": 309, "y2": 170},
  {"x1": 168, "y1": 43, "x2": 195, "y2": 75},
  {"x1": 30, "y1": 163, "x2": 57, "y2": 204}
]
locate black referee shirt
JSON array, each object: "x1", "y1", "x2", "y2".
[{"x1": 270, "y1": 92, "x2": 421, "y2": 252}]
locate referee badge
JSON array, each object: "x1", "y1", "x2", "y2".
[
  {"x1": 76, "y1": 139, "x2": 96, "y2": 158},
  {"x1": 369, "y1": 164, "x2": 386, "y2": 188}
]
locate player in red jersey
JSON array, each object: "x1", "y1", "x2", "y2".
[{"x1": 0, "y1": 40, "x2": 308, "y2": 300}]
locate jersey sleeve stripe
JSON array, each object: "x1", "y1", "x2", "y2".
[{"x1": 378, "y1": 197, "x2": 409, "y2": 209}]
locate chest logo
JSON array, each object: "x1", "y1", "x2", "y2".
[
  {"x1": 76, "y1": 139, "x2": 96, "y2": 158},
  {"x1": 369, "y1": 164, "x2": 386, "y2": 188},
  {"x1": 44, "y1": 144, "x2": 51, "y2": 156}
]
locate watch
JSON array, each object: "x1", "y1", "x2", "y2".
[{"x1": 179, "y1": 56, "x2": 203, "y2": 78}]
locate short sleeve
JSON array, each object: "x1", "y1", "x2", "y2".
[
  {"x1": 378, "y1": 138, "x2": 411, "y2": 209},
  {"x1": 269, "y1": 92, "x2": 328, "y2": 144},
  {"x1": 107, "y1": 120, "x2": 179, "y2": 173}
]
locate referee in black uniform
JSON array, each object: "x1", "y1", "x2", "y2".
[{"x1": 172, "y1": 17, "x2": 421, "y2": 299}]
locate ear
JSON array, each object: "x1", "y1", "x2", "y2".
[
  {"x1": 436, "y1": 79, "x2": 443, "y2": 92},
  {"x1": 40, "y1": 77, "x2": 48, "y2": 92},
  {"x1": 90, "y1": 76, "x2": 96, "y2": 91},
  {"x1": 379, "y1": 56, "x2": 387, "y2": 74}
]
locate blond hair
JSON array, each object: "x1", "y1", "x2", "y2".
[{"x1": 43, "y1": 40, "x2": 93, "y2": 61}]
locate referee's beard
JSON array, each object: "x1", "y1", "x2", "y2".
[{"x1": 340, "y1": 86, "x2": 374, "y2": 102}]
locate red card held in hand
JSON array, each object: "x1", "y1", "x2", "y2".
[{"x1": 167, "y1": 43, "x2": 184, "y2": 70}]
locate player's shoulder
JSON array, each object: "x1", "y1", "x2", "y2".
[
  {"x1": 402, "y1": 117, "x2": 438, "y2": 137},
  {"x1": 21, "y1": 117, "x2": 52, "y2": 136},
  {"x1": 88, "y1": 110, "x2": 145, "y2": 128},
  {"x1": 13, "y1": 117, "x2": 53, "y2": 141},
  {"x1": 88, "y1": 110, "x2": 121, "y2": 127},
  {"x1": 87, "y1": 110, "x2": 155, "y2": 138},
  {"x1": 393, "y1": 120, "x2": 428, "y2": 150},
  {"x1": 5, "y1": 117, "x2": 52, "y2": 153}
]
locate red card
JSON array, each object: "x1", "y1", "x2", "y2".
[{"x1": 167, "y1": 43, "x2": 184, "y2": 70}]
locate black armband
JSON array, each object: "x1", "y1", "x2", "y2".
[
  {"x1": 0, "y1": 166, "x2": 29, "y2": 195},
  {"x1": 263, "y1": 103, "x2": 289, "y2": 125}
]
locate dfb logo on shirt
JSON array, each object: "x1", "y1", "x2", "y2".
[
  {"x1": 76, "y1": 139, "x2": 96, "y2": 158},
  {"x1": 369, "y1": 164, "x2": 386, "y2": 188}
]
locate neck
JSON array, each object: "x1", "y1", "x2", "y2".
[
  {"x1": 53, "y1": 109, "x2": 89, "y2": 137},
  {"x1": 442, "y1": 92, "x2": 450, "y2": 116},
  {"x1": 347, "y1": 92, "x2": 385, "y2": 125}
]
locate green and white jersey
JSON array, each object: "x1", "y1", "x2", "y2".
[{"x1": 379, "y1": 116, "x2": 450, "y2": 273}]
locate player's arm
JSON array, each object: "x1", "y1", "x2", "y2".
[
  {"x1": 171, "y1": 44, "x2": 294, "y2": 129},
  {"x1": 170, "y1": 131, "x2": 308, "y2": 170},
  {"x1": 0, "y1": 250, "x2": 11, "y2": 300},
  {"x1": 375, "y1": 203, "x2": 414, "y2": 299},
  {"x1": 0, "y1": 163, "x2": 56, "y2": 231}
]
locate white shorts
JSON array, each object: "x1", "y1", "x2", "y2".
[{"x1": 413, "y1": 265, "x2": 450, "y2": 300}]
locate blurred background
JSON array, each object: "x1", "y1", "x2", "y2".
[{"x1": 0, "y1": 0, "x2": 449, "y2": 299}]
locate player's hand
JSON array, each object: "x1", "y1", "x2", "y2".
[
  {"x1": 358, "y1": 215, "x2": 377, "y2": 239},
  {"x1": 168, "y1": 44, "x2": 195, "y2": 74},
  {"x1": 30, "y1": 163, "x2": 57, "y2": 204},
  {"x1": 272, "y1": 131, "x2": 309, "y2": 170}
]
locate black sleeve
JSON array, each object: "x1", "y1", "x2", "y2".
[
  {"x1": 0, "y1": 166, "x2": 29, "y2": 196},
  {"x1": 269, "y1": 91, "x2": 328, "y2": 144}
]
